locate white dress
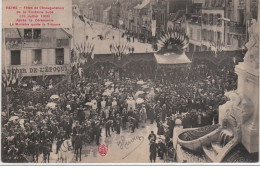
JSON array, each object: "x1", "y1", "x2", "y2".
[
  {"x1": 101, "y1": 100, "x2": 106, "y2": 109},
  {"x1": 91, "y1": 99, "x2": 97, "y2": 110}
]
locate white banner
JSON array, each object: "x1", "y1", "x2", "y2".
[{"x1": 151, "y1": 20, "x2": 156, "y2": 36}]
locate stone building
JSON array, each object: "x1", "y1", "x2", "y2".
[{"x1": 2, "y1": 28, "x2": 71, "y2": 77}]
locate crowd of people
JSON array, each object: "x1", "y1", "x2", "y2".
[{"x1": 1, "y1": 56, "x2": 238, "y2": 163}]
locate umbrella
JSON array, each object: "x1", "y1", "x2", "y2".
[
  {"x1": 135, "y1": 91, "x2": 145, "y2": 96},
  {"x1": 136, "y1": 98, "x2": 144, "y2": 104},
  {"x1": 46, "y1": 102, "x2": 57, "y2": 110},
  {"x1": 9, "y1": 116, "x2": 19, "y2": 122},
  {"x1": 19, "y1": 119, "x2": 25, "y2": 125},
  {"x1": 137, "y1": 80, "x2": 146, "y2": 85},
  {"x1": 7, "y1": 136, "x2": 15, "y2": 141},
  {"x1": 28, "y1": 106, "x2": 34, "y2": 110},
  {"x1": 105, "y1": 81, "x2": 113, "y2": 86},
  {"x1": 158, "y1": 135, "x2": 166, "y2": 140},
  {"x1": 85, "y1": 102, "x2": 93, "y2": 106},
  {"x1": 142, "y1": 85, "x2": 149, "y2": 88},
  {"x1": 50, "y1": 95, "x2": 59, "y2": 99},
  {"x1": 103, "y1": 91, "x2": 111, "y2": 96}
]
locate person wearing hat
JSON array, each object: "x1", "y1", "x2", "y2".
[
  {"x1": 157, "y1": 139, "x2": 167, "y2": 160},
  {"x1": 148, "y1": 131, "x2": 156, "y2": 142},
  {"x1": 140, "y1": 104, "x2": 147, "y2": 128},
  {"x1": 121, "y1": 108, "x2": 127, "y2": 130},
  {"x1": 149, "y1": 139, "x2": 157, "y2": 163},
  {"x1": 112, "y1": 97, "x2": 117, "y2": 109},
  {"x1": 101, "y1": 97, "x2": 106, "y2": 110}
]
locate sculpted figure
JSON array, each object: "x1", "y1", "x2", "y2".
[{"x1": 244, "y1": 19, "x2": 259, "y2": 68}]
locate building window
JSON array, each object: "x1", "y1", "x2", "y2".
[
  {"x1": 24, "y1": 29, "x2": 41, "y2": 39},
  {"x1": 11, "y1": 50, "x2": 21, "y2": 65},
  {"x1": 161, "y1": 14, "x2": 165, "y2": 24},
  {"x1": 216, "y1": 14, "x2": 222, "y2": 26},
  {"x1": 202, "y1": 29, "x2": 207, "y2": 41},
  {"x1": 197, "y1": 29, "x2": 201, "y2": 41},
  {"x1": 33, "y1": 29, "x2": 41, "y2": 39},
  {"x1": 209, "y1": 14, "x2": 214, "y2": 25},
  {"x1": 195, "y1": 46, "x2": 201, "y2": 52},
  {"x1": 227, "y1": 10, "x2": 232, "y2": 21},
  {"x1": 189, "y1": 43, "x2": 194, "y2": 52},
  {"x1": 217, "y1": 32, "x2": 222, "y2": 43},
  {"x1": 202, "y1": 13, "x2": 208, "y2": 24},
  {"x1": 24, "y1": 29, "x2": 32, "y2": 39},
  {"x1": 56, "y1": 48, "x2": 64, "y2": 65},
  {"x1": 33, "y1": 49, "x2": 42, "y2": 65},
  {"x1": 227, "y1": 33, "x2": 232, "y2": 45},
  {"x1": 208, "y1": 30, "x2": 214, "y2": 42},
  {"x1": 190, "y1": 28, "x2": 193, "y2": 39}
]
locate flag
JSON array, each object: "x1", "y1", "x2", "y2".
[
  {"x1": 78, "y1": 67, "x2": 82, "y2": 78},
  {"x1": 151, "y1": 20, "x2": 156, "y2": 36}
]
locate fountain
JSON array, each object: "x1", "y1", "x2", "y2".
[{"x1": 176, "y1": 18, "x2": 259, "y2": 163}]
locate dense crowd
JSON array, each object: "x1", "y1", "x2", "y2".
[{"x1": 1, "y1": 57, "x2": 237, "y2": 163}]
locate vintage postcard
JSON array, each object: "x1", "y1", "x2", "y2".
[{"x1": 1, "y1": 0, "x2": 259, "y2": 164}]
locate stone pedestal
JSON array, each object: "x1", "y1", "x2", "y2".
[
  {"x1": 235, "y1": 62, "x2": 259, "y2": 153},
  {"x1": 219, "y1": 18, "x2": 259, "y2": 154}
]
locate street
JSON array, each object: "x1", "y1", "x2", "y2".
[
  {"x1": 84, "y1": 21, "x2": 155, "y2": 54},
  {"x1": 38, "y1": 123, "x2": 165, "y2": 163}
]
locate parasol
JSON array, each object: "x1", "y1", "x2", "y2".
[
  {"x1": 135, "y1": 91, "x2": 145, "y2": 96},
  {"x1": 175, "y1": 119, "x2": 182, "y2": 125},
  {"x1": 46, "y1": 102, "x2": 57, "y2": 110},
  {"x1": 50, "y1": 95, "x2": 60, "y2": 99},
  {"x1": 137, "y1": 80, "x2": 146, "y2": 85},
  {"x1": 7, "y1": 136, "x2": 15, "y2": 141},
  {"x1": 85, "y1": 102, "x2": 93, "y2": 106},
  {"x1": 136, "y1": 98, "x2": 144, "y2": 104},
  {"x1": 158, "y1": 135, "x2": 166, "y2": 140},
  {"x1": 103, "y1": 91, "x2": 111, "y2": 96},
  {"x1": 19, "y1": 119, "x2": 25, "y2": 125},
  {"x1": 9, "y1": 116, "x2": 19, "y2": 122},
  {"x1": 105, "y1": 81, "x2": 113, "y2": 86},
  {"x1": 28, "y1": 106, "x2": 34, "y2": 110}
]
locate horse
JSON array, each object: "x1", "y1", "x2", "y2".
[
  {"x1": 57, "y1": 139, "x2": 73, "y2": 163},
  {"x1": 74, "y1": 134, "x2": 83, "y2": 161}
]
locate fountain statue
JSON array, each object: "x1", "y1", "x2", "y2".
[{"x1": 176, "y1": 18, "x2": 259, "y2": 163}]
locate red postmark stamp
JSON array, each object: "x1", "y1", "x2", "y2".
[{"x1": 98, "y1": 144, "x2": 108, "y2": 156}]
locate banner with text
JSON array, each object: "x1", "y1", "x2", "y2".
[
  {"x1": 6, "y1": 64, "x2": 69, "y2": 77},
  {"x1": 2, "y1": 0, "x2": 72, "y2": 28}
]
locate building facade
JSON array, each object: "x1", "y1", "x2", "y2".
[
  {"x1": 72, "y1": 4, "x2": 86, "y2": 49},
  {"x1": 111, "y1": 1, "x2": 121, "y2": 28},
  {"x1": 150, "y1": 0, "x2": 168, "y2": 39},
  {"x1": 2, "y1": 28, "x2": 71, "y2": 77},
  {"x1": 201, "y1": 0, "x2": 225, "y2": 51},
  {"x1": 225, "y1": 0, "x2": 258, "y2": 50},
  {"x1": 103, "y1": 6, "x2": 112, "y2": 25}
]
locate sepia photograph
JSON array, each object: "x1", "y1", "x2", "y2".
[{"x1": 1, "y1": 0, "x2": 259, "y2": 164}]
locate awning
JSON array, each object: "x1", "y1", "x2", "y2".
[{"x1": 154, "y1": 52, "x2": 191, "y2": 65}]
